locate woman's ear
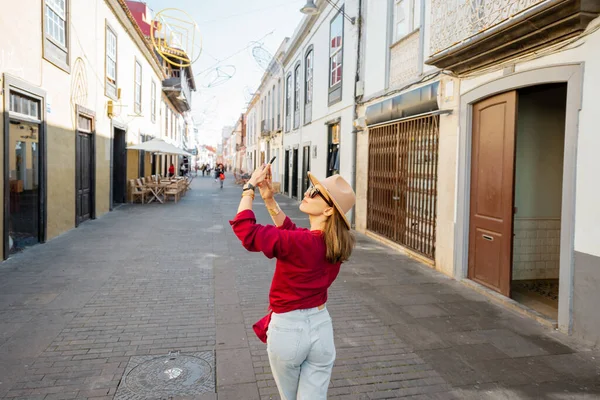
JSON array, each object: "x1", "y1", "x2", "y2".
[{"x1": 323, "y1": 207, "x2": 334, "y2": 217}]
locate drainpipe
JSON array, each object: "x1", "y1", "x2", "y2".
[
  {"x1": 417, "y1": 0, "x2": 427, "y2": 75},
  {"x1": 350, "y1": 0, "x2": 364, "y2": 228}
]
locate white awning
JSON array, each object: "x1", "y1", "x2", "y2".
[{"x1": 127, "y1": 138, "x2": 192, "y2": 156}]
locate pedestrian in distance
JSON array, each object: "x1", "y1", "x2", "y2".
[
  {"x1": 230, "y1": 163, "x2": 356, "y2": 400},
  {"x1": 168, "y1": 163, "x2": 175, "y2": 178},
  {"x1": 215, "y1": 163, "x2": 226, "y2": 189}
]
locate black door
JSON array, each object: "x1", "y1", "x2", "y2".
[
  {"x1": 112, "y1": 128, "x2": 127, "y2": 206},
  {"x1": 302, "y1": 145, "x2": 311, "y2": 195},
  {"x1": 292, "y1": 148, "x2": 299, "y2": 199},
  {"x1": 284, "y1": 150, "x2": 290, "y2": 195},
  {"x1": 76, "y1": 132, "x2": 93, "y2": 224}
]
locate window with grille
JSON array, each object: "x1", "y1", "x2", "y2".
[
  {"x1": 9, "y1": 92, "x2": 40, "y2": 119},
  {"x1": 45, "y1": 0, "x2": 66, "y2": 47},
  {"x1": 134, "y1": 60, "x2": 142, "y2": 114},
  {"x1": 106, "y1": 26, "x2": 117, "y2": 99},
  {"x1": 294, "y1": 62, "x2": 301, "y2": 129},
  {"x1": 304, "y1": 48, "x2": 314, "y2": 124},
  {"x1": 305, "y1": 50, "x2": 314, "y2": 105},
  {"x1": 277, "y1": 79, "x2": 281, "y2": 129},
  {"x1": 329, "y1": 13, "x2": 343, "y2": 88},
  {"x1": 285, "y1": 73, "x2": 292, "y2": 132},
  {"x1": 151, "y1": 81, "x2": 156, "y2": 122},
  {"x1": 43, "y1": 0, "x2": 69, "y2": 70},
  {"x1": 78, "y1": 115, "x2": 92, "y2": 133}
]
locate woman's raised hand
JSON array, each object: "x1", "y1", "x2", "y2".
[
  {"x1": 259, "y1": 177, "x2": 274, "y2": 200},
  {"x1": 249, "y1": 164, "x2": 271, "y2": 186}
]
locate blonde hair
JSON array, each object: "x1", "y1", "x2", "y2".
[{"x1": 323, "y1": 209, "x2": 355, "y2": 263}]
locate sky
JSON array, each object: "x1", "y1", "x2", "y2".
[{"x1": 146, "y1": 0, "x2": 306, "y2": 147}]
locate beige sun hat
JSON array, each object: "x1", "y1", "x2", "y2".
[{"x1": 307, "y1": 172, "x2": 355, "y2": 230}]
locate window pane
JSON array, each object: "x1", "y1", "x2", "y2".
[
  {"x1": 330, "y1": 52, "x2": 342, "y2": 87},
  {"x1": 47, "y1": 0, "x2": 65, "y2": 17},
  {"x1": 45, "y1": 5, "x2": 66, "y2": 47},
  {"x1": 305, "y1": 51, "x2": 313, "y2": 104},
  {"x1": 413, "y1": 0, "x2": 421, "y2": 29},
  {"x1": 395, "y1": 0, "x2": 409, "y2": 40},
  {"x1": 330, "y1": 13, "x2": 343, "y2": 55}
]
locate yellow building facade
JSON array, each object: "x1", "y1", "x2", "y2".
[{"x1": 0, "y1": 0, "x2": 185, "y2": 259}]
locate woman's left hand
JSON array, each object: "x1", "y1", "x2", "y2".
[{"x1": 249, "y1": 164, "x2": 271, "y2": 186}]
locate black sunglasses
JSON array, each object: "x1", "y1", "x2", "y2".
[{"x1": 307, "y1": 185, "x2": 333, "y2": 207}]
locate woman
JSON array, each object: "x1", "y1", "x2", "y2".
[
  {"x1": 230, "y1": 164, "x2": 355, "y2": 399},
  {"x1": 215, "y1": 163, "x2": 226, "y2": 189},
  {"x1": 168, "y1": 163, "x2": 175, "y2": 178}
]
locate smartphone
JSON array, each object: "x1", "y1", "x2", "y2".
[{"x1": 268, "y1": 156, "x2": 277, "y2": 165}]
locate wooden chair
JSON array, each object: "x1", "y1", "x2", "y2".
[
  {"x1": 164, "y1": 183, "x2": 180, "y2": 203},
  {"x1": 129, "y1": 179, "x2": 147, "y2": 204},
  {"x1": 184, "y1": 176, "x2": 193, "y2": 192}
]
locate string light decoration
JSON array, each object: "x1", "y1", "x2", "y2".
[
  {"x1": 151, "y1": 8, "x2": 203, "y2": 68},
  {"x1": 201, "y1": 65, "x2": 236, "y2": 88},
  {"x1": 250, "y1": 42, "x2": 282, "y2": 76},
  {"x1": 243, "y1": 86, "x2": 257, "y2": 102}
]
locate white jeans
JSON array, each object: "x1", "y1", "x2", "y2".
[{"x1": 267, "y1": 307, "x2": 335, "y2": 400}]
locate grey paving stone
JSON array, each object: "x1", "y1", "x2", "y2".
[
  {"x1": 218, "y1": 382, "x2": 261, "y2": 400},
  {"x1": 216, "y1": 323, "x2": 248, "y2": 350},
  {"x1": 216, "y1": 347, "x2": 256, "y2": 387}
]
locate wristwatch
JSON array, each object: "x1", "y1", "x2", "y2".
[
  {"x1": 243, "y1": 182, "x2": 256, "y2": 192},
  {"x1": 267, "y1": 203, "x2": 281, "y2": 216}
]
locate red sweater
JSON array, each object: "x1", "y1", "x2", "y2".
[{"x1": 230, "y1": 210, "x2": 341, "y2": 342}]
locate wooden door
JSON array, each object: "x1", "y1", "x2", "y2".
[
  {"x1": 284, "y1": 150, "x2": 290, "y2": 195},
  {"x1": 468, "y1": 91, "x2": 517, "y2": 297},
  {"x1": 292, "y1": 148, "x2": 299, "y2": 199},
  {"x1": 77, "y1": 132, "x2": 93, "y2": 224},
  {"x1": 302, "y1": 145, "x2": 311, "y2": 195},
  {"x1": 112, "y1": 129, "x2": 127, "y2": 205}
]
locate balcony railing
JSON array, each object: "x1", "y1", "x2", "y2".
[
  {"x1": 427, "y1": 0, "x2": 600, "y2": 74},
  {"x1": 261, "y1": 120, "x2": 272, "y2": 136},
  {"x1": 162, "y1": 68, "x2": 192, "y2": 113}
]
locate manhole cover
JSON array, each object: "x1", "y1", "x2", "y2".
[{"x1": 114, "y1": 351, "x2": 215, "y2": 399}]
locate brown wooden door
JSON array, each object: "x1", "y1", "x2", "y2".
[{"x1": 468, "y1": 91, "x2": 517, "y2": 297}]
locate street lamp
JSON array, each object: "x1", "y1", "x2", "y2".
[{"x1": 300, "y1": 0, "x2": 356, "y2": 25}]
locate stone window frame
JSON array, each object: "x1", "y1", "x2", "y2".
[
  {"x1": 42, "y1": 0, "x2": 70, "y2": 73},
  {"x1": 105, "y1": 22, "x2": 118, "y2": 101},
  {"x1": 304, "y1": 45, "x2": 314, "y2": 125},
  {"x1": 293, "y1": 60, "x2": 301, "y2": 130},
  {"x1": 328, "y1": 7, "x2": 344, "y2": 106},
  {"x1": 134, "y1": 58, "x2": 142, "y2": 115},
  {"x1": 151, "y1": 80, "x2": 156, "y2": 123}
]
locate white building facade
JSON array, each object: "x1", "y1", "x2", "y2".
[
  {"x1": 356, "y1": 0, "x2": 600, "y2": 346},
  {"x1": 282, "y1": 0, "x2": 360, "y2": 212},
  {"x1": 257, "y1": 39, "x2": 289, "y2": 185}
]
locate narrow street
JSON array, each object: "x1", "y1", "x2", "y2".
[{"x1": 0, "y1": 178, "x2": 598, "y2": 400}]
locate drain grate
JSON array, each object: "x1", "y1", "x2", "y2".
[{"x1": 114, "y1": 351, "x2": 215, "y2": 399}]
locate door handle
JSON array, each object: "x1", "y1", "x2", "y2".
[
  {"x1": 483, "y1": 235, "x2": 494, "y2": 241},
  {"x1": 392, "y1": 196, "x2": 400, "y2": 201}
]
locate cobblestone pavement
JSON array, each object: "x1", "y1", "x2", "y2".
[{"x1": 0, "y1": 177, "x2": 598, "y2": 400}]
